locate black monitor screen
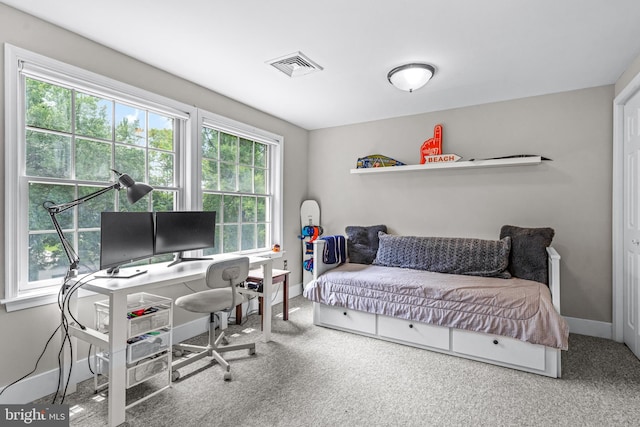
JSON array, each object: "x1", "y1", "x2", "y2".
[
  {"x1": 99, "y1": 212, "x2": 155, "y2": 272},
  {"x1": 154, "y1": 211, "x2": 216, "y2": 256}
]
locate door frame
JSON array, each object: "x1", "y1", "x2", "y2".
[{"x1": 613, "y1": 71, "x2": 640, "y2": 342}]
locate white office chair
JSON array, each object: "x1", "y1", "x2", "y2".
[{"x1": 172, "y1": 257, "x2": 256, "y2": 381}]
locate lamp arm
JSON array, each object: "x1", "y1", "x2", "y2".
[
  {"x1": 47, "y1": 209, "x2": 80, "y2": 270},
  {"x1": 43, "y1": 182, "x2": 122, "y2": 214},
  {"x1": 42, "y1": 181, "x2": 121, "y2": 275}
]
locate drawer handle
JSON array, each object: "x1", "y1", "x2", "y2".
[
  {"x1": 493, "y1": 339, "x2": 499, "y2": 345},
  {"x1": 409, "y1": 324, "x2": 414, "y2": 328}
]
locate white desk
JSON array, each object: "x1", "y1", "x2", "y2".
[{"x1": 66, "y1": 254, "x2": 273, "y2": 427}]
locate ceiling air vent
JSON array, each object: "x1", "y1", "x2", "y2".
[{"x1": 267, "y1": 51, "x2": 323, "y2": 77}]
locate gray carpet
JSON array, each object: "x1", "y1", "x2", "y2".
[{"x1": 43, "y1": 296, "x2": 640, "y2": 426}]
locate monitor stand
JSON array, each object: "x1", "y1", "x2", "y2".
[
  {"x1": 167, "y1": 252, "x2": 211, "y2": 267},
  {"x1": 95, "y1": 266, "x2": 147, "y2": 279}
]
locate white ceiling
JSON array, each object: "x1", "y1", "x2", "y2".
[{"x1": 3, "y1": 0, "x2": 640, "y2": 130}]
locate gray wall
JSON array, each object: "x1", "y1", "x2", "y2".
[
  {"x1": 308, "y1": 86, "x2": 614, "y2": 323},
  {"x1": 0, "y1": 4, "x2": 309, "y2": 385},
  {"x1": 616, "y1": 52, "x2": 640, "y2": 97}
]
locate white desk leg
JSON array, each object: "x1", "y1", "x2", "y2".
[
  {"x1": 108, "y1": 292, "x2": 128, "y2": 427},
  {"x1": 262, "y1": 261, "x2": 272, "y2": 342}
]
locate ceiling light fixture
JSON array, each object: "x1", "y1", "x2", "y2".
[{"x1": 387, "y1": 63, "x2": 435, "y2": 93}]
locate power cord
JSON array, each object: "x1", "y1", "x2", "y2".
[
  {"x1": 53, "y1": 270, "x2": 98, "y2": 404},
  {"x1": 0, "y1": 269, "x2": 96, "y2": 401},
  {"x1": 87, "y1": 344, "x2": 94, "y2": 376},
  {"x1": 183, "y1": 282, "x2": 199, "y2": 293},
  {"x1": 0, "y1": 322, "x2": 62, "y2": 398}
]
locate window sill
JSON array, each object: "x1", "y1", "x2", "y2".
[
  {"x1": 1, "y1": 288, "x2": 61, "y2": 312},
  {"x1": 243, "y1": 249, "x2": 285, "y2": 259}
]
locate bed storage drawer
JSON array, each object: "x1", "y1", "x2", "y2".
[
  {"x1": 451, "y1": 329, "x2": 546, "y2": 370},
  {"x1": 378, "y1": 315, "x2": 449, "y2": 350},
  {"x1": 316, "y1": 304, "x2": 376, "y2": 335}
]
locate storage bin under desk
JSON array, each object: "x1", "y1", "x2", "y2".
[
  {"x1": 93, "y1": 291, "x2": 173, "y2": 393},
  {"x1": 127, "y1": 329, "x2": 171, "y2": 363},
  {"x1": 97, "y1": 352, "x2": 170, "y2": 389},
  {"x1": 95, "y1": 292, "x2": 172, "y2": 339}
]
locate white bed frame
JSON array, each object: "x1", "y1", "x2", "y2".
[{"x1": 310, "y1": 240, "x2": 563, "y2": 378}]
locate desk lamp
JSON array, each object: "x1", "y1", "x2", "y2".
[{"x1": 43, "y1": 169, "x2": 153, "y2": 286}]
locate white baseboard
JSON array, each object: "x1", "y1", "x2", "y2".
[
  {"x1": 565, "y1": 316, "x2": 612, "y2": 339},
  {"x1": 0, "y1": 282, "x2": 303, "y2": 404},
  {"x1": 0, "y1": 352, "x2": 95, "y2": 404},
  {"x1": 172, "y1": 315, "x2": 209, "y2": 344}
]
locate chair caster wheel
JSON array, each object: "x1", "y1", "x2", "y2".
[
  {"x1": 172, "y1": 370, "x2": 180, "y2": 381},
  {"x1": 173, "y1": 349, "x2": 183, "y2": 358},
  {"x1": 223, "y1": 372, "x2": 232, "y2": 381},
  {"x1": 222, "y1": 337, "x2": 229, "y2": 346},
  {"x1": 249, "y1": 348, "x2": 256, "y2": 356}
]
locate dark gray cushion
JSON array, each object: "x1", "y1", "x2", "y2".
[
  {"x1": 373, "y1": 233, "x2": 511, "y2": 278},
  {"x1": 345, "y1": 225, "x2": 387, "y2": 264},
  {"x1": 500, "y1": 225, "x2": 554, "y2": 285}
]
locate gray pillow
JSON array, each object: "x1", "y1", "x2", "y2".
[
  {"x1": 345, "y1": 225, "x2": 387, "y2": 264},
  {"x1": 373, "y1": 233, "x2": 511, "y2": 278},
  {"x1": 500, "y1": 225, "x2": 554, "y2": 285}
]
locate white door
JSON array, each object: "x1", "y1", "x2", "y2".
[{"x1": 623, "y1": 90, "x2": 640, "y2": 359}]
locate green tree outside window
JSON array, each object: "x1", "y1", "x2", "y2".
[
  {"x1": 201, "y1": 126, "x2": 271, "y2": 253},
  {"x1": 24, "y1": 77, "x2": 178, "y2": 281}
]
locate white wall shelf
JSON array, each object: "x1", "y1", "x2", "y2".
[{"x1": 349, "y1": 156, "x2": 543, "y2": 174}]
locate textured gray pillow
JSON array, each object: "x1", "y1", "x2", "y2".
[
  {"x1": 373, "y1": 233, "x2": 511, "y2": 278},
  {"x1": 345, "y1": 225, "x2": 387, "y2": 264},
  {"x1": 500, "y1": 225, "x2": 554, "y2": 285}
]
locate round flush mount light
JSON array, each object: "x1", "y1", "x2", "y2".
[{"x1": 387, "y1": 63, "x2": 435, "y2": 93}]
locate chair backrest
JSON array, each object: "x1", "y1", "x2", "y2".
[{"x1": 205, "y1": 257, "x2": 250, "y2": 290}]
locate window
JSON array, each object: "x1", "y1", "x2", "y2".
[
  {"x1": 201, "y1": 118, "x2": 276, "y2": 255},
  {"x1": 24, "y1": 78, "x2": 180, "y2": 287},
  {"x1": 3, "y1": 45, "x2": 283, "y2": 310}
]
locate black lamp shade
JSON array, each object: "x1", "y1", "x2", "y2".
[
  {"x1": 126, "y1": 182, "x2": 153, "y2": 204},
  {"x1": 116, "y1": 172, "x2": 153, "y2": 204}
]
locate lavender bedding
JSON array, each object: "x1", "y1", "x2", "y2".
[{"x1": 303, "y1": 263, "x2": 568, "y2": 350}]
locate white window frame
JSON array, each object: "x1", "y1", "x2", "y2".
[
  {"x1": 197, "y1": 110, "x2": 283, "y2": 255},
  {"x1": 2, "y1": 44, "x2": 284, "y2": 311}
]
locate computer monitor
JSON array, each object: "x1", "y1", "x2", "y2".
[
  {"x1": 99, "y1": 212, "x2": 155, "y2": 277},
  {"x1": 154, "y1": 211, "x2": 216, "y2": 266}
]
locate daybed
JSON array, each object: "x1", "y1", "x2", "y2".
[{"x1": 303, "y1": 225, "x2": 568, "y2": 378}]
